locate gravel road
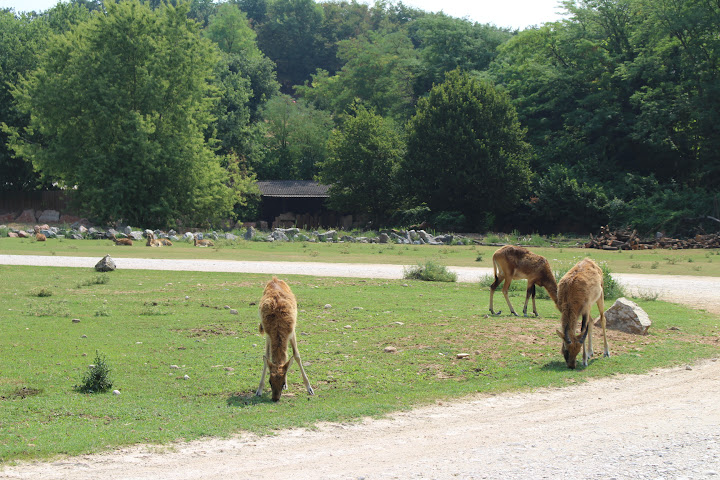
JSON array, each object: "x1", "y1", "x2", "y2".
[{"x1": 1, "y1": 254, "x2": 719, "y2": 480}]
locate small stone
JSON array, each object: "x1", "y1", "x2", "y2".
[
  {"x1": 456, "y1": 353, "x2": 470, "y2": 359},
  {"x1": 113, "y1": 390, "x2": 121, "y2": 395},
  {"x1": 224, "y1": 305, "x2": 230, "y2": 309},
  {"x1": 81, "y1": 334, "x2": 87, "y2": 338},
  {"x1": 183, "y1": 375, "x2": 190, "y2": 380},
  {"x1": 393, "y1": 321, "x2": 404, "y2": 325},
  {"x1": 230, "y1": 309, "x2": 238, "y2": 315},
  {"x1": 185, "y1": 296, "x2": 189, "y2": 300},
  {"x1": 170, "y1": 365, "x2": 180, "y2": 369},
  {"x1": 224, "y1": 367, "x2": 234, "y2": 372},
  {"x1": 344, "y1": 325, "x2": 352, "y2": 329},
  {"x1": 72, "y1": 319, "x2": 80, "y2": 323},
  {"x1": 384, "y1": 346, "x2": 397, "y2": 353},
  {"x1": 324, "y1": 304, "x2": 332, "y2": 309},
  {"x1": 686, "y1": 365, "x2": 693, "y2": 371},
  {"x1": 353, "y1": 307, "x2": 364, "y2": 310}
]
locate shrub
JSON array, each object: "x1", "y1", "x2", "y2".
[
  {"x1": 75, "y1": 352, "x2": 113, "y2": 394},
  {"x1": 403, "y1": 261, "x2": 457, "y2": 282}
]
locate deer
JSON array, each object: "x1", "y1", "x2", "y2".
[
  {"x1": 556, "y1": 258, "x2": 610, "y2": 369},
  {"x1": 193, "y1": 235, "x2": 214, "y2": 247},
  {"x1": 110, "y1": 234, "x2": 133, "y2": 246},
  {"x1": 145, "y1": 232, "x2": 164, "y2": 247},
  {"x1": 489, "y1": 245, "x2": 559, "y2": 317},
  {"x1": 35, "y1": 233, "x2": 46, "y2": 242},
  {"x1": 256, "y1": 277, "x2": 314, "y2": 402}
]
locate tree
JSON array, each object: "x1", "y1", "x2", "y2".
[
  {"x1": 205, "y1": 3, "x2": 279, "y2": 155},
  {"x1": 319, "y1": 104, "x2": 403, "y2": 224},
  {"x1": 401, "y1": 69, "x2": 532, "y2": 230},
  {"x1": 255, "y1": 0, "x2": 325, "y2": 91},
  {"x1": 296, "y1": 30, "x2": 418, "y2": 122},
  {"x1": 254, "y1": 94, "x2": 333, "y2": 180},
  {"x1": 6, "y1": 0, "x2": 234, "y2": 228}
]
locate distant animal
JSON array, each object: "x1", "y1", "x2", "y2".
[
  {"x1": 194, "y1": 235, "x2": 214, "y2": 247},
  {"x1": 556, "y1": 258, "x2": 609, "y2": 369},
  {"x1": 35, "y1": 233, "x2": 46, "y2": 242},
  {"x1": 256, "y1": 277, "x2": 314, "y2": 402},
  {"x1": 489, "y1": 245, "x2": 559, "y2": 317},
  {"x1": 158, "y1": 237, "x2": 173, "y2": 246},
  {"x1": 146, "y1": 232, "x2": 163, "y2": 247},
  {"x1": 111, "y1": 234, "x2": 133, "y2": 246}
]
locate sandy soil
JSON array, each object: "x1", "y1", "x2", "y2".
[{"x1": 1, "y1": 255, "x2": 719, "y2": 479}]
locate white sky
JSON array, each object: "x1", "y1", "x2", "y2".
[{"x1": 0, "y1": 0, "x2": 566, "y2": 30}]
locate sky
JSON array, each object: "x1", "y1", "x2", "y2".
[{"x1": 0, "y1": 0, "x2": 567, "y2": 30}]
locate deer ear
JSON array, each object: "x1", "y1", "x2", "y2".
[
  {"x1": 555, "y1": 330, "x2": 565, "y2": 340},
  {"x1": 284, "y1": 356, "x2": 294, "y2": 370}
]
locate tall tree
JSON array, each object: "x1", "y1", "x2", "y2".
[
  {"x1": 319, "y1": 103, "x2": 403, "y2": 224},
  {"x1": 256, "y1": 0, "x2": 325, "y2": 91},
  {"x1": 6, "y1": 0, "x2": 234, "y2": 227},
  {"x1": 254, "y1": 95, "x2": 333, "y2": 179},
  {"x1": 401, "y1": 69, "x2": 532, "y2": 230}
]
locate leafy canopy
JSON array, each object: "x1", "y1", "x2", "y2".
[{"x1": 6, "y1": 0, "x2": 234, "y2": 228}]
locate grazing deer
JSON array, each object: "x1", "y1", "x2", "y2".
[
  {"x1": 194, "y1": 235, "x2": 214, "y2": 247},
  {"x1": 111, "y1": 234, "x2": 133, "y2": 246},
  {"x1": 489, "y1": 245, "x2": 559, "y2": 317},
  {"x1": 556, "y1": 258, "x2": 609, "y2": 369},
  {"x1": 256, "y1": 277, "x2": 314, "y2": 402},
  {"x1": 146, "y1": 232, "x2": 163, "y2": 247},
  {"x1": 35, "y1": 233, "x2": 46, "y2": 242}
]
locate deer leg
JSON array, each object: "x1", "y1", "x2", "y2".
[
  {"x1": 523, "y1": 284, "x2": 537, "y2": 317},
  {"x1": 597, "y1": 297, "x2": 610, "y2": 358},
  {"x1": 580, "y1": 312, "x2": 591, "y2": 366},
  {"x1": 256, "y1": 339, "x2": 271, "y2": 396},
  {"x1": 290, "y1": 332, "x2": 314, "y2": 395},
  {"x1": 489, "y1": 273, "x2": 503, "y2": 315},
  {"x1": 502, "y1": 278, "x2": 518, "y2": 316}
]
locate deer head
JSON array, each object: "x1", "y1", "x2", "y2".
[
  {"x1": 556, "y1": 326, "x2": 589, "y2": 370},
  {"x1": 265, "y1": 355, "x2": 294, "y2": 402}
]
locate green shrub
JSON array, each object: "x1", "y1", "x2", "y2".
[
  {"x1": 403, "y1": 261, "x2": 457, "y2": 282},
  {"x1": 75, "y1": 352, "x2": 113, "y2": 394}
]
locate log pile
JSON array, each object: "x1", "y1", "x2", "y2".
[{"x1": 584, "y1": 225, "x2": 720, "y2": 250}]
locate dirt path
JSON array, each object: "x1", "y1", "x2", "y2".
[{"x1": 1, "y1": 255, "x2": 719, "y2": 479}]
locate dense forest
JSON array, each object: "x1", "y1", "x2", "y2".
[{"x1": 1, "y1": 0, "x2": 718, "y2": 235}]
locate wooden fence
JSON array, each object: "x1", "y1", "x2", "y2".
[{"x1": 0, "y1": 190, "x2": 70, "y2": 213}]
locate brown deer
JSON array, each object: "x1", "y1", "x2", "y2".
[
  {"x1": 35, "y1": 233, "x2": 46, "y2": 242},
  {"x1": 556, "y1": 258, "x2": 609, "y2": 369},
  {"x1": 145, "y1": 232, "x2": 164, "y2": 247},
  {"x1": 193, "y1": 235, "x2": 214, "y2": 247},
  {"x1": 489, "y1": 245, "x2": 559, "y2": 317},
  {"x1": 110, "y1": 234, "x2": 133, "y2": 246},
  {"x1": 256, "y1": 277, "x2": 314, "y2": 402}
]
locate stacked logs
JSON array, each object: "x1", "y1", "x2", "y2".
[{"x1": 584, "y1": 225, "x2": 720, "y2": 250}]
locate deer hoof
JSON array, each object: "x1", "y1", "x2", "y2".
[
  {"x1": 489, "y1": 309, "x2": 501, "y2": 316},
  {"x1": 307, "y1": 386, "x2": 315, "y2": 395}
]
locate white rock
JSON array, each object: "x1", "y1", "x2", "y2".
[
  {"x1": 170, "y1": 365, "x2": 180, "y2": 369},
  {"x1": 324, "y1": 304, "x2": 332, "y2": 309},
  {"x1": 602, "y1": 297, "x2": 652, "y2": 334},
  {"x1": 112, "y1": 390, "x2": 121, "y2": 395},
  {"x1": 384, "y1": 346, "x2": 397, "y2": 353},
  {"x1": 183, "y1": 375, "x2": 190, "y2": 380}
]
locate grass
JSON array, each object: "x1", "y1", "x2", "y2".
[
  {"x1": 2, "y1": 235, "x2": 720, "y2": 276},
  {"x1": 0, "y1": 264, "x2": 718, "y2": 463}
]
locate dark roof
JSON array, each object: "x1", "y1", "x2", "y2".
[{"x1": 256, "y1": 180, "x2": 330, "y2": 198}]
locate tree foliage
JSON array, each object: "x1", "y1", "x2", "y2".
[
  {"x1": 402, "y1": 69, "x2": 532, "y2": 230},
  {"x1": 320, "y1": 103, "x2": 403, "y2": 223},
  {"x1": 6, "y1": 0, "x2": 233, "y2": 227}
]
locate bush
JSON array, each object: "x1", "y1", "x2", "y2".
[
  {"x1": 430, "y1": 211, "x2": 466, "y2": 232},
  {"x1": 75, "y1": 352, "x2": 113, "y2": 394},
  {"x1": 403, "y1": 261, "x2": 457, "y2": 282}
]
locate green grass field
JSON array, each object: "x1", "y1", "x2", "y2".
[
  {"x1": 2, "y1": 235, "x2": 720, "y2": 276},
  {"x1": 1, "y1": 256, "x2": 719, "y2": 463}
]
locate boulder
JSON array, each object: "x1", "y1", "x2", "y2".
[
  {"x1": 602, "y1": 297, "x2": 651, "y2": 335},
  {"x1": 15, "y1": 209, "x2": 36, "y2": 224},
  {"x1": 95, "y1": 254, "x2": 116, "y2": 272},
  {"x1": 244, "y1": 226, "x2": 256, "y2": 240},
  {"x1": 378, "y1": 233, "x2": 390, "y2": 244},
  {"x1": 37, "y1": 210, "x2": 60, "y2": 223}
]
